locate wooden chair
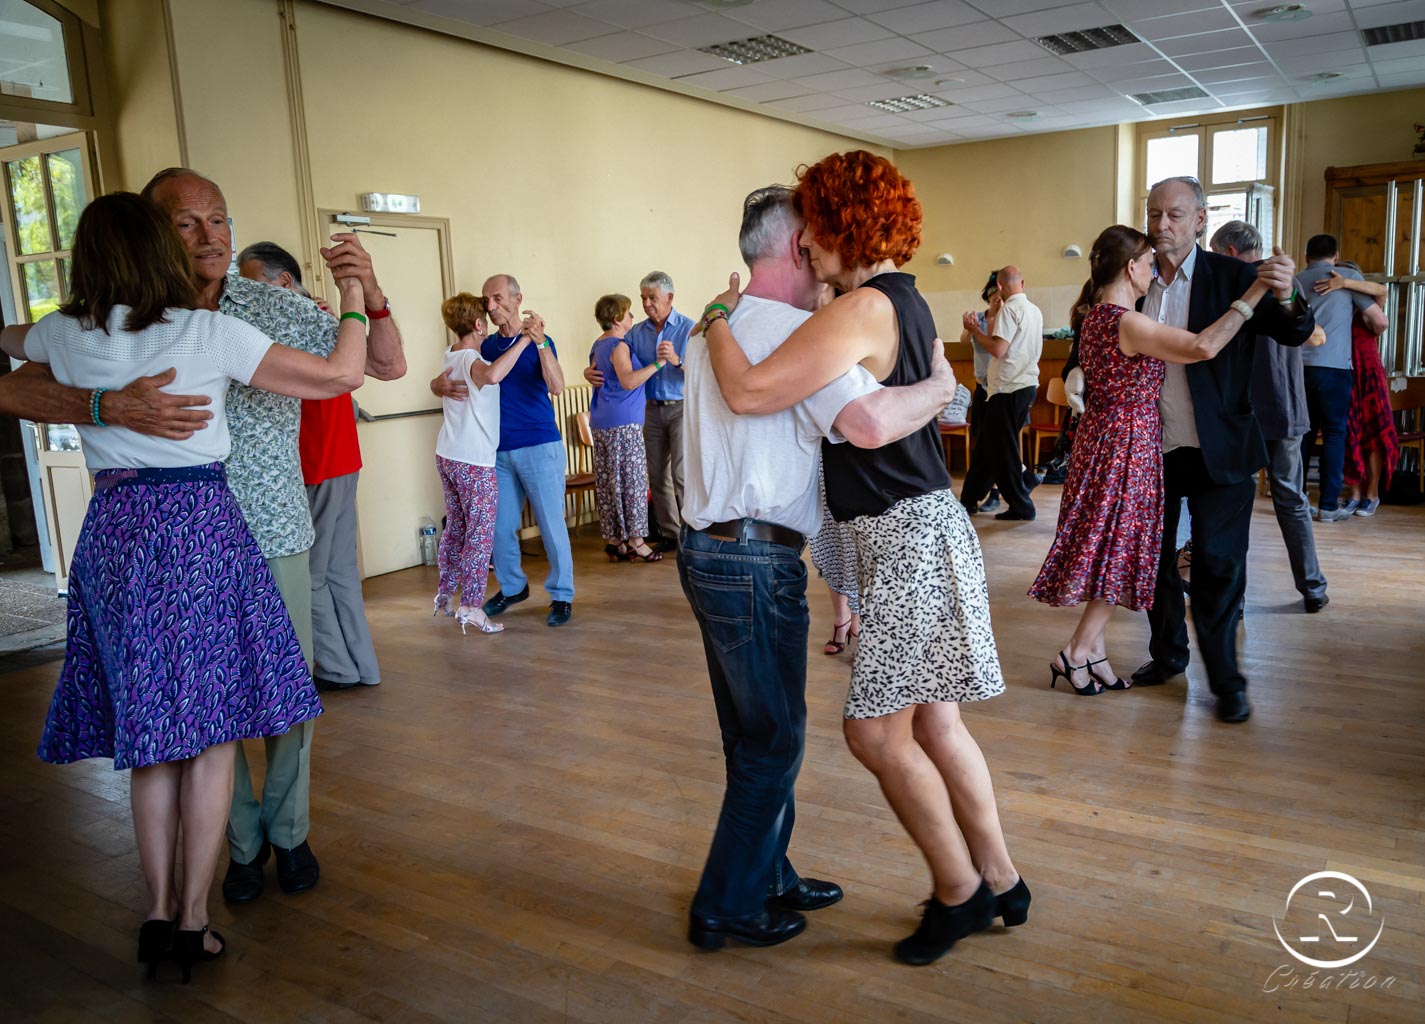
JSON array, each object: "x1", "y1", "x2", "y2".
[
  {"x1": 1024, "y1": 377, "x2": 1068, "y2": 467},
  {"x1": 938, "y1": 420, "x2": 970, "y2": 474}
]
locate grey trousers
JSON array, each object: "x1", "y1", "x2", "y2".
[
  {"x1": 644, "y1": 400, "x2": 685, "y2": 539},
  {"x1": 307, "y1": 472, "x2": 380, "y2": 686},
  {"x1": 1266, "y1": 436, "x2": 1327, "y2": 600},
  {"x1": 228, "y1": 551, "x2": 315, "y2": 862}
]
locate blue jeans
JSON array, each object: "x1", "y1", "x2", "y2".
[
  {"x1": 1303, "y1": 366, "x2": 1353, "y2": 510},
  {"x1": 678, "y1": 525, "x2": 807, "y2": 920},
  {"x1": 492, "y1": 441, "x2": 574, "y2": 602}
]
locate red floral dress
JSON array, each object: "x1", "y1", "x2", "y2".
[
  {"x1": 1029, "y1": 304, "x2": 1165, "y2": 610},
  {"x1": 1343, "y1": 317, "x2": 1399, "y2": 488}
]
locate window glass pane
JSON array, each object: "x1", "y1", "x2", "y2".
[
  {"x1": 0, "y1": 1, "x2": 74, "y2": 104},
  {"x1": 8, "y1": 155, "x2": 53, "y2": 255},
  {"x1": 47, "y1": 148, "x2": 83, "y2": 249},
  {"x1": 1205, "y1": 192, "x2": 1247, "y2": 252},
  {"x1": 1145, "y1": 134, "x2": 1199, "y2": 191},
  {"x1": 22, "y1": 258, "x2": 60, "y2": 321},
  {"x1": 1212, "y1": 126, "x2": 1267, "y2": 184}
]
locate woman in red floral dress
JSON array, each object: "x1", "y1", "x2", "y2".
[{"x1": 1029, "y1": 225, "x2": 1271, "y2": 694}]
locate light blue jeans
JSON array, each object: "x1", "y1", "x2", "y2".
[{"x1": 492, "y1": 440, "x2": 575, "y2": 602}]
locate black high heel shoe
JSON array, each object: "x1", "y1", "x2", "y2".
[
  {"x1": 893, "y1": 882, "x2": 995, "y2": 966},
  {"x1": 1087, "y1": 658, "x2": 1130, "y2": 690},
  {"x1": 137, "y1": 918, "x2": 175, "y2": 979},
  {"x1": 172, "y1": 926, "x2": 225, "y2": 983},
  {"x1": 993, "y1": 877, "x2": 1031, "y2": 927},
  {"x1": 603, "y1": 543, "x2": 629, "y2": 563},
  {"x1": 1050, "y1": 650, "x2": 1100, "y2": 695}
]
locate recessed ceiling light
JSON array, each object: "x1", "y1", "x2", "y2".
[
  {"x1": 1035, "y1": 24, "x2": 1138, "y2": 55},
  {"x1": 1254, "y1": 4, "x2": 1312, "y2": 23},
  {"x1": 1311, "y1": 71, "x2": 1343, "y2": 80},
  {"x1": 695, "y1": 0, "x2": 756, "y2": 8},
  {"x1": 698, "y1": 34, "x2": 812, "y2": 65},
  {"x1": 886, "y1": 64, "x2": 936, "y2": 80},
  {"x1": 1006, "y1": 110, "x2": 1039, "y2": 120},
  {"x1": 934, "y1": 77, "x2": 965, "y2": 87},
  {"x1": 867, "y1": 94, "x2": 952, "y2": 113}
]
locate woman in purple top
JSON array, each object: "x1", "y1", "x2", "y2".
[{"x1": 589, "y1": 294, "x2": 663, "y2": 562}]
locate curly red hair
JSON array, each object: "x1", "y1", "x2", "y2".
[{"x1": 792, "y1": 150, "x2": 922, "y2": 269}]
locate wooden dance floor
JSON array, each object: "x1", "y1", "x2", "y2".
[{"x1": 2, "y1": 489, "x2": 1421, "y2": 1023}]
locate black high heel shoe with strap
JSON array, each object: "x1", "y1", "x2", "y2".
[
  {"x1": 1087, "y1": 658, "x2": 1130, "y2": 690},
  {"x1": 1050, "y1": 650, "x2": 1100, "y2": 695},
  {"x1": 172, "y1": 926, "x2": 225, "y2": 984},
  {"x1": 137, "y1": 919, "x2": 175, "y2": 980}
]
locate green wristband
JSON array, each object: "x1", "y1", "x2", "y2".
[
  {"x1": 340, "y1": 310, "x2": 368, "y2": 326},
  {"x1": 537, "y1": 340, "x2": 549, "y2": 349},
  {"x1": 703, "y1": 302, "x2": 729, "y2": 318}
]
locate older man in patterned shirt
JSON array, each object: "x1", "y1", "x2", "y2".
[{"x1": 139, "y1": 168, "x2": 406, "y2": 900}]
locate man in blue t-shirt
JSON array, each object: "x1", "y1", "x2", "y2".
[{"x1": 431, "y1": 273, "x2": 574, "y2": 625}]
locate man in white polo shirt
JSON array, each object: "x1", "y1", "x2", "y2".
[
  {"x1": 679, "y1": 184, "x2": 956, "y2": 952},
  {"x1": 960, "y1": 265, "x2": 1043, "y2": 520}
]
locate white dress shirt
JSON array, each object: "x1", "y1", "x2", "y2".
[{"x1": 1143, "y1": 245, "x2": 1200, "y2": 452}]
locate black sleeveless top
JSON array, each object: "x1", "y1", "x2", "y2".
[{"x1": 823, "y1": 272, "x2": 952, "y2": 521}]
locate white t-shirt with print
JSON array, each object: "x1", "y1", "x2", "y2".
[{"x1": 24, "y1": 306, "x2": 271, "y2": 471}]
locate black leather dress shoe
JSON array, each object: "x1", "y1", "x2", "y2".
[
  {"x1": 1130, "y1": 660, "x2": 1183, "y2": 687},
  {"x1": 482, "y1": 586, "x2": 529, "y2": 618},
  {"x1": 1215, "y1": 690, "x2": 1252, "y2": 723},
  {"x1": 688, "y1": 906, "x2": 806, "y2": 950},
  {"x1": 653, "y1": 536, "x2": 678, "y2": 553},
  {"x1": 273, "y1": 840, "x2": 320, "y2": 894},
  {"x1": 768, "y1": 877, "x2": 844, "y2": 912},
  {"x1": 547, "y1": 601, "x2": 572, "y2": 627},
  {"x1": 1304, "y1": 594, "x2": 1329, "y2": 613},
  {"x1": 222, "y1": 841, "x2": 269, "y2": 904}
]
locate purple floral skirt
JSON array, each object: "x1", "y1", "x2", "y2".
[{"x1": 38, "y1": 464, "x2": 322, "y2": 770}]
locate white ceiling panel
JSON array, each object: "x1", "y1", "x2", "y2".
[{"x1": 324, "y1": 0, "x2": 1425, "y2": 149}]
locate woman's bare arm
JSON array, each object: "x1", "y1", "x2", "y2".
[
  {"x1": 466, "y1": 335, "x2": 531, "y2": 386},
  {"x1": 249, "y1": 279, "x2": 367, "y2": 399},
  {"x1": 1118, "y1": 279, "x2": 1269, "y2": 364},
  {"x1": 611, "y1": 341, "x2": 660, "y2": 391}
]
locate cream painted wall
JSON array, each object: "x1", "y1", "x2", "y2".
[
  {"x1": 898, "y1": 126, "x2": 1117, "y2": 332},
  {"x1": 1294, "y1": 87, "x2": 1425, "y2": 244},
  {"x1": 98, "y1": 0, "x2": 183, "y2": 190}
]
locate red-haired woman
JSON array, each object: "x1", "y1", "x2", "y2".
[
  {"x1": 1029, "y1": 225, "x2": 1270, "y2": 693},
  {"x1": 699, "y1": 150, "x2": 1021, "y2": 966}
]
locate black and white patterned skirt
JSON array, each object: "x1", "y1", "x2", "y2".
[{"x1": 845, "y1": 488, "x2": 1005, "y2": 719}]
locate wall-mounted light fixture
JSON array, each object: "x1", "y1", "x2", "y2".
[
  {"x1": 1063, "y1": 243, "x2": 1083, "y2": 259},
  {"x1": 936, "y1": 253, "x2": 954, "y2": 266}
]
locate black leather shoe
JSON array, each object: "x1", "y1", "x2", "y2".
[
  {"x1": 547, "y1": 601, "x2": 572, "y2": 627},
  {"x1": 894, "y1": 882, "x2": 995, "y2": 966},
  {"x1": 1215, "y1": 690, "x2": 1252, "y2": 723},
  {"x1": 688, "y1": 906, "x2": 806, "y2": 950},
  {"x1": 1130, "y1": 660, "x2": 1183, "y2": 687},
  {"x1": 980, "y1": 494, "x2": 1002, "y2": 513},
  {"x1": 653, "y1": 536, "x2": 678, "y2": 553},
  {"x1": 1304, "y1": 594, "x2": 1329, "y2": 613},
  {"x1": 962, "y1": 502, "x2": 980, "y2": 515},
  {"x1": 994, "y1": 509, "x2": 1035, "y2": 521},
  {"x1": 482, "y1": 586, "x2": 529, "y2": 618},
  {"x1": 222, "y1": 840, "x2": 269, "y2": 904},
  {"x1": 273, "y1": 840, "x2": 320, "y2": 894},
  {"x1": 768, "y1": 877, "x2": 843, "y2": 912}
]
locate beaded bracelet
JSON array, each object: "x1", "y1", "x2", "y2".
[
  {"x1": 703, "y1": 302, "x2": 730, "y2": 319},
  {"x1": 701, "y1": 309, "x2": 729, "y2": 334},
  {"x1": 90, "y1": 387, "x2": 108, "y2": 427},
  {"x1": 340, "y1": 310, "x2": 368, "y2": 326}
]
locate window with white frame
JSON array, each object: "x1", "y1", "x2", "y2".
[{"x1": 1137, "y1": 110, "x2": 1280, "y2": 250}]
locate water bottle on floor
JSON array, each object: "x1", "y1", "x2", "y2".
[{"x1": 419, "y1": 516, "x2": 438, "y2": 566}]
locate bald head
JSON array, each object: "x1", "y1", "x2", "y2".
[
  {"x1": 997, "y1": 265, "x2": 1024, "y2": 296},
  {"x1": 481, "y1": 274, "x2": 524, "y2": 334},
  {"x1": 139, "y1": 167, "x2": 232, "y2": 288}
]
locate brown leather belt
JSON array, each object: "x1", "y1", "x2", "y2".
[{"x1": 698, "y1": 518, "x2": 805, "y2": 550}]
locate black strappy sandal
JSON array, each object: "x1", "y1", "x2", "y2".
[
  {"x1": 1087, "y1": 658, "x2": 1130, "y2": 690},
  {"x1": 1050, "y1": 650, "x2": 1100, "y2": 695}
]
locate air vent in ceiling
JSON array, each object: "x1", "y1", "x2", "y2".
[
  {"x1": 698, "y1": 34, "x2": 811, "y2": 65},
  {"x1": 1035, "y1": 24, "x2": 1138, "y2": 55},
  {"x1": 867, "y1": 94, "x2": 951, "y2": 113},
  {"x1": 1361, "y1": 21, "x2": 1425, "y2": 46},
  {"x1": 1131, "y1": 86, "x2": 1210, "y2": 105}
]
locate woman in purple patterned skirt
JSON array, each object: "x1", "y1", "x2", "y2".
[
  {"x1": 0, "y1": 192, "x2": 371, "y2": 980},
  {"x1": 1029, "y1": 224, "x2": 1270, "y2": 695}
]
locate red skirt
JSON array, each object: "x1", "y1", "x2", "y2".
[{"x1": 1343, "y1": 320, "x2": 1399, "y2": 488}]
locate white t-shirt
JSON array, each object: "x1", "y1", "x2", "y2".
[
  {"x1": 987, "y1": 292, "x2": 1043, "y2": 397},
  {"x1": 681, "y1": 296, "x2": 881, "y2": 538},
  {"x1": 435, "y1": 347, "x2": 501, "y2": 467},
  {"x1": 23, "y1": 306, "x2": 271, "y2": 470}
]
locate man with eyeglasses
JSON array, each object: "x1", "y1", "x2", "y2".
[{"x1": 1128, "y1": 176, "x2": 1316, "y2": 723}]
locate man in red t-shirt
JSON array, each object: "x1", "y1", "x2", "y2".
[{"x1": 239, "y1": 242, "x2": 381, "y2": 688}]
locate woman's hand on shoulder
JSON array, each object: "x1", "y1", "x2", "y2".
[{"x1": 693, "y1": 272, "x2": 741, "y2": 336}]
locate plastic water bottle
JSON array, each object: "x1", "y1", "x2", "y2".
[{"x1": 419, "y1": 516, "x2": 438, "y2": 566}]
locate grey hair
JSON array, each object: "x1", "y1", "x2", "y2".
[
  {"x1": 140, "y1": 166, "x2": 223, "y2": 204},
  {"x1": 1149, "y1": 175, "x2": 1206, "y2": 210},
  {"x1": 488, "y1": 273, "x2": 521, "y2": 297},
  {"x1": 738, "y1": 184, "x2": 800, "y2": 266},
  {"x1": 237, "y1": 240, "x2": 312, "y2": 298},
  {"x1": 640, "y1": 270, "x2": 674, "y2": 294},
  {"x1": 1209, "y1": 220, "x2": 1262, "y2": 258}
]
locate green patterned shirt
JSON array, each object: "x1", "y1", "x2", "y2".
[{"x1": 219, "y1": 274, "x2": 338, "y2": 559}]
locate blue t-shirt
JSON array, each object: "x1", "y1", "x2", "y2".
[
  {"x1": 1299, "y1": 261, "x2": 1373, "y2": 371},
  {"x1": 479, "y1": 333, "x2": 560, "y2": 451},
  {"x1": 588, "y1": 336, "x2": 647, "y2": 431}
]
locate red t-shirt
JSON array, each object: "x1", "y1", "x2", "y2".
[{"x1": 299, "y1": 395, "x2": 362, "y2": 485}]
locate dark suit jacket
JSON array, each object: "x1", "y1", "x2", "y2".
[{"x1": 1162, "y1": 246, "x2": 1316, "y2": 485}]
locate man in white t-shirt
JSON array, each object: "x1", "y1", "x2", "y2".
[
  {"x1": 959, "y1": 266, "x2": 1043, "y2": 520},
  {"x1": 680, "y1": 185, "x2": 956, "y2": 952}
]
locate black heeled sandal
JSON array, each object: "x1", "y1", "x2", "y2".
[
  {"x1": 1050, "y1": 650, "x2": 1100, "y2": 695},
  {"x1": 1087, "y1": 658, "x2": 1130, "y2": 690},
  {"x1": 604, "y1": 543, "x2": 629, "y2": 563},
  {"x1": 993, "y1": 877, "x2": 1031, "y2": 927},
  {"x1": 137, "y1": 918, "x2": 175, "y2": 979},
  {"x1": 172, "y1": 926, "x2": 225, "y2": 984}
]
